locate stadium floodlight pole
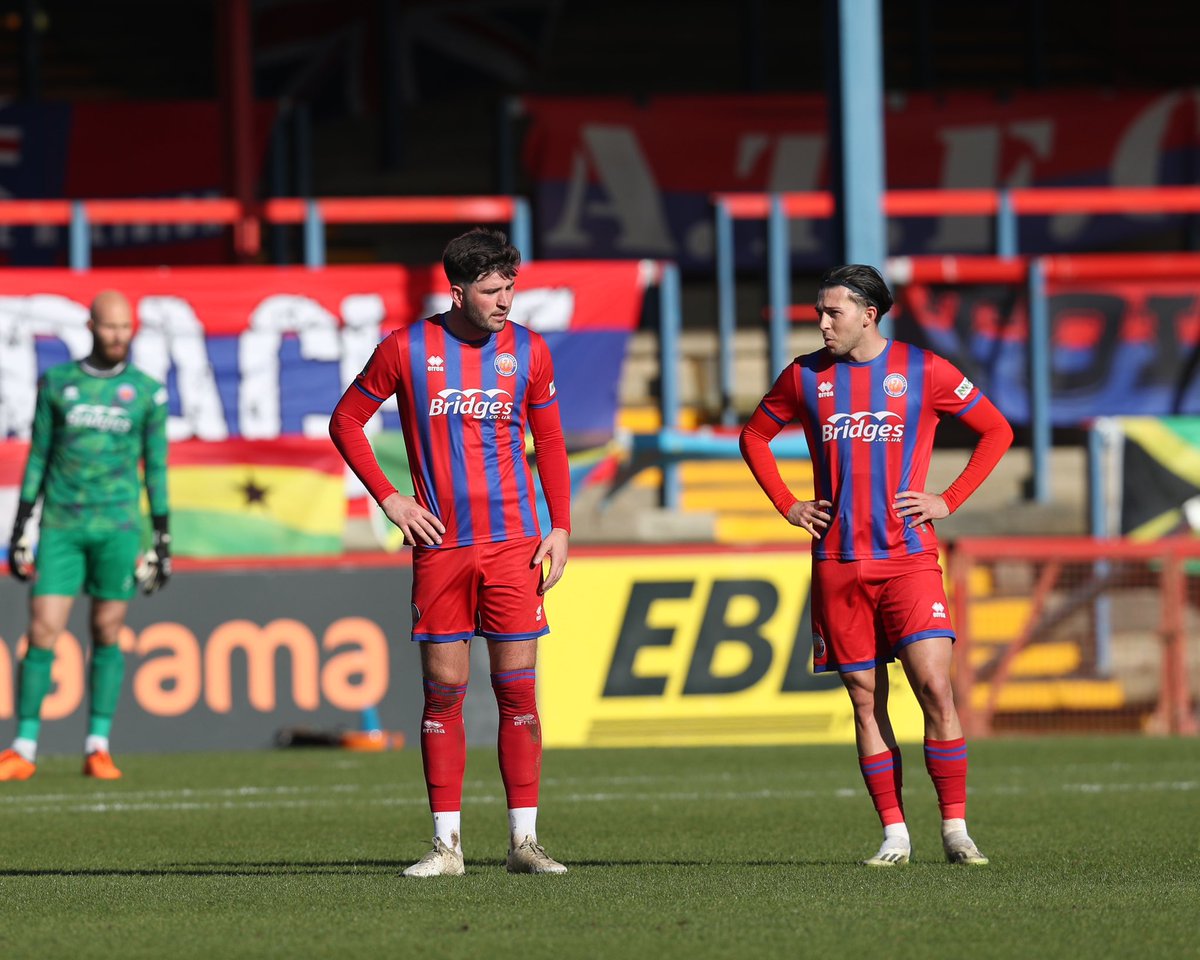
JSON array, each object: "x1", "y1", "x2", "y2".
[
  {"x1": 837, "y1": 0, "x2": 889, "y2": 336},
  {"x1": 996, "y1": 189, "x2": 1018, "y2": 259}
]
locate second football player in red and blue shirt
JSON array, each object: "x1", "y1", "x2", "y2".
[
  {"x1": 330, "y1": 228, "x2": 571, "y2": 877},
  {"x1": 740, "y1": 264, "x2": 1013, "y2": 870}
]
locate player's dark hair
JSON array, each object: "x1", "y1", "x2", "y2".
[
  {"x1": 819, "y1": 264, "x2": 894, "y2": 319},
  {"x1": 442, "y1": 227, "x2": 521, "y2": 286}
]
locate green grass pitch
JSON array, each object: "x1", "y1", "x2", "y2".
[{"x1": 1, "y1": 736, "x2": 1196, "y2": 959}]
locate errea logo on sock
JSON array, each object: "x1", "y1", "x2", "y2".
[
  {"x1": 422, "y1": 720, "x2": 445, "y2": 734},
  {"x1": 512, "y1": 714, "x2": 537, "y2": 726}
]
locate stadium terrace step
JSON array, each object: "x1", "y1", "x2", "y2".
[
  {"x1": 971, "y1": 678, "x2": 1126, "y2": 712},
  {"x1": 969, "y1": 640, "x2": 1083, "y2": 678},
  {"x1": 967, "y1": 598, "x2": 1037, "y2": 644}
]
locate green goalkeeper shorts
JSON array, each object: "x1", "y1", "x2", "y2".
[{"x1": 33, "y1": 525, "x2": 140, "y2": 600}]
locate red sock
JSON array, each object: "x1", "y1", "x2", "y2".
[
  {"x1": 492, "y1": 669, "x2": 541, "y2": 809},
  {"x1": 420, "y1": 679, "x2": 467, "y2": 813},
  {"x1": 859, "y1": 748, "x2": 905, "y2": 826},
  {"x1": 924, "y1": 737, "x2": 969, "y2": 819}
]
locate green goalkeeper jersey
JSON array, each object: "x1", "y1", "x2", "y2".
[{"x1": 21, "y1": 360, "x2": 169, "y2": 532}]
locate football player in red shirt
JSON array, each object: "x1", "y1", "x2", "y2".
[
  {"x1": 331, "y1": 228, "x2": 571, "y2": 876},
  {"x1": 741, "y1": 264, "x2": 1013, "y2": 867}
]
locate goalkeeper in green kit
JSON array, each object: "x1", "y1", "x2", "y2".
[{"x1": 1, "y1": 290, "x2": 170, "y2": 781}]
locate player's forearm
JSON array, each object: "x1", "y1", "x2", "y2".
[
  {"x1": 940, "y1": 399, "x2": 1014, "y2": 513},
  {"x1": 739, "y1": 409, "x2": 799, "y2": 517},
  {"x1": 144, "y1": 422, "x2": 170, "y2": 516},
  {"x1": 529, "y1": 404, "x2": 571, "y2": 534},
  {"x1": 329, "y1": 389, "x2": 397, "y2": 505}
]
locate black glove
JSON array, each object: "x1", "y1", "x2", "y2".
[
  {"x1": 136, "y1": 515, "x2": 172, "y2": 595},
  {"x1": 8, "y1": 499, "x2": 35, "y2": 583}
]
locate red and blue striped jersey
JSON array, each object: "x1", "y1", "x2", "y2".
[
  {"x1": 757, "y1": 340, "x2": 986, "y2": 560},
  {"x1": 352, "y1": 315, "x2": 559, "y2": 548}
]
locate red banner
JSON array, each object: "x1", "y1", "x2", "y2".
[{"x1": 522, "y1": 90, "x2": 1200, "y2": 268}]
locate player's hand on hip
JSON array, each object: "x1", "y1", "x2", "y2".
[
  {"x1": 382, "y1": 492, "x2": 445, "y2": 546},
  {"x1": 785, "y1": 499, "x2": 832, "y2": 539},
  {"x1": 533, "y1": 527, "x2": 569, "y2": 593},
  {"x1": 893, "y1": 489, "x2": 949, "y2": 530}
]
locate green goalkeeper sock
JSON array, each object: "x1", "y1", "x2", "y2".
[
  {"x1": 16, "y1": 646, "x2": 56, "y2": 742},
  {"x1": 88, "y1": 643, "x2": 126, "y2": 739}
]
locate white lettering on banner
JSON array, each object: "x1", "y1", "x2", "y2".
[
  {"x1": 239, "y1": 295, "x2": 341, "y2": 439},
  {"x1": 422, "y1": 287, "x2": 576, "y2": 333},
  {"x1": 0, "y1": 295, "x2": 91, "y2": 439},
  {"x1": 133, "y1": 296, "x2": 229, "y2": 442},
  {"x1": 926, "y1": 121, "x2": 1054, "y2": 252},
  {"x1": 338, "y1": 294, "x2": 385, "y2": 435},
  {"x1": 546, "y1": 125, "x2": 675, "y2": 255}
]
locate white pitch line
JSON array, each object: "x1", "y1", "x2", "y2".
[{"x1": 0, "y1": 780, "x2": 1194, "y2": 817}]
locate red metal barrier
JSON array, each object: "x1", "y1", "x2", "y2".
[{"x1": 262, "y1": 196, "x2": 519, "y2": 224}]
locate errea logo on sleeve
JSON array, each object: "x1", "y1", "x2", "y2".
[{"x1": 954, "y1": 377, "x2": 974, "y2": 400}]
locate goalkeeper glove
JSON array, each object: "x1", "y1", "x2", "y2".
[
  {"x1": 136, "y1": 515, "x2": 172, "y2": 595},
  {"x1": 7, "y1": 499, "x2": 35, "y2": 583}
]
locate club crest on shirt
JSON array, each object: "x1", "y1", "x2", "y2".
[
  {"x1": 817, "y1": 380, "x2": 834, "y2": 398},
  {"x1": 427, "y1": 355, "x2": 444, "y2": 373},
  {"x1": 954, "y1": 377, "x2": 974, "y2": 400},
  {"x1": 494, "y1": 352, "x2": 518, "y2": 376},
  {"x1": 883, "y1": 373, "x2": 907, "y2": 398},
  {"x1": 116, "y1": 383, "x2": 136, "y2": 404}
]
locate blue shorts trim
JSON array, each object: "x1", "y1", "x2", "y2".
[
  {"x1": 412, "y1": 629, "x2": 476, "y2": 644},
  {"x1": 892, "y1": 629, "x2": 956, "y2": 655},
  {"x1": 477, "y1": 626, "x2": 550, "y2": 642},
  {"x1": 814, "y1": 656, "x2": 885, "y2": 675}
]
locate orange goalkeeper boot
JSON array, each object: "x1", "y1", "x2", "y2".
[
  {"x1": 83, "y1": 750, "x2": 123, "y2": 780},
  {"x1": 0, "y1": 748, "x2": 37, "y2": 781}
]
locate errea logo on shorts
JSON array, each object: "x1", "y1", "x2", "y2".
[
  {"x1": 932, "y1": 602, "x2": 947, "y2": 619},
  {"x1": 428, "y1": 388, "x2": 513, "y2": 420},
  {"x1": 822, "y1": 410, "x2": 904, "y2": 443}
]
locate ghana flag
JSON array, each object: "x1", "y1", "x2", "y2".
[
  {"x1": 1119, "y1": 417, "x2": 1200, "y2": 539},
  {"x1": 170, "y1": 439, "x2": 345, "y2": 556}
]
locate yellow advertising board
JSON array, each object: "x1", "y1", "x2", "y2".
[{"x1": 539, "y1": 549, "x2": 927, "y2": 748}]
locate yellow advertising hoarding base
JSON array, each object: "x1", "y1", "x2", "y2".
[{"x1": 539, "y1": 551, "x2": 928, "y2": 748}]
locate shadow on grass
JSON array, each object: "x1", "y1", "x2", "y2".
[{"x1": 0, "y1": 856, "x2": 852, "y2": 877}]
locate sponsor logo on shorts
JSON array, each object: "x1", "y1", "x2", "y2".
[
  {"x1": 932, "y1": 601, "x2": 947, "y2": 619},
  {"x1": 822, "y1": 410, "x2": 904, "y2": 443},
  {"x1": 817, "y1": 380, "x2": 834, "y2": 398},
  {"x1": 954, "y1": 377, "x2": 974, "y2": 400},
  {"x1": 813, "y1": 634, "x2": 827, "y2": 659},
  {"x1": 66, "y1": 404, "x2": 133, "y2": 433},
  {"x1": 411, "y1": 602, "x2": 421, "y2": 622},
  {"x1": 883, "y1": 373, "x2": 907, "y2": 398},
  {"x1": 494, "y1": 352, "x2": 518, "y2": 376},
  {"x1": 512, "y1": 714, "x2": 537, "y2": 726},
  {"x1": 535, "y1": 604, "x2": 543, "y2": 622},
  {"x1": 422, "y1": 720, "x2": 445, "y2": 734},
  {"x1": 427, "y1": 354, "x2": 444, "y2": 373},
  {"x1": 428, "y1": 387, "x2": 513, "y2": 420}
]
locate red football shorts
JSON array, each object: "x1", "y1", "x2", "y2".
[
  {"x1": 810, "y1": 552, "x2": 955, "y2": 674},
  {"x1": 410, "y1": 535, "x2": 549, "y2": 643}
]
